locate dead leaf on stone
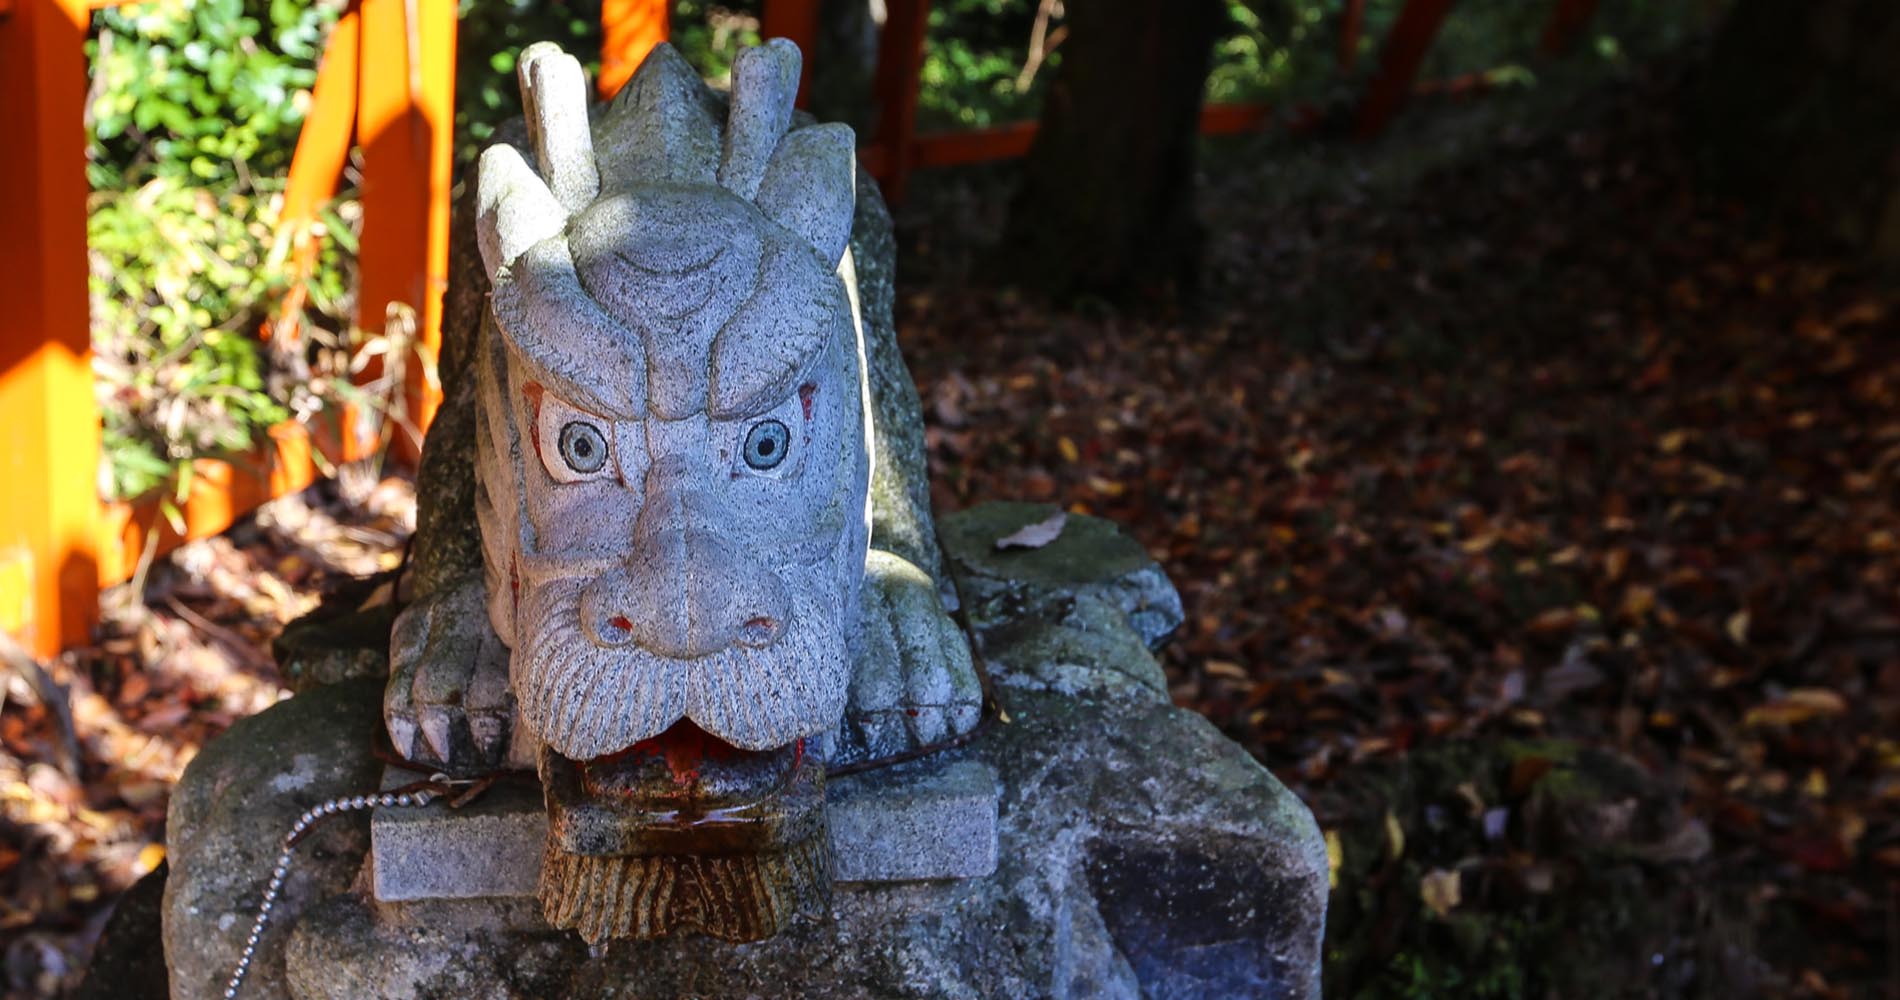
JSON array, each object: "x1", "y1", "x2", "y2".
[{"x1": 994, "y1": 511, "x2": 1068, "y2": 551}]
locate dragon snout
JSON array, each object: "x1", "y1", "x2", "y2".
[{"x1": 579, "y1": 529, "x2": 788, "y2": 659}]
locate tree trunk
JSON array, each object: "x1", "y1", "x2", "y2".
[
  {"x1": 1695, "y1": 0, "x2": 1900, "y2": 261},
  {"x1": 809, "y1": 0, "x2": 879, "y2": 135},
  {"x1": 1000, "y1": 0, "x2": 1227, "y2": 301}
]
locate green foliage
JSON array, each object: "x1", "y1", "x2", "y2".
[
  {"x1": 913, "y1": 0, "x2": 1723, "y2": 130},
  {"x1": 455, "y1": 0, "x2": 602, "y2": 162},
  {"x1": 667, "y1": 2, "x2": 765, "y2": 87},
  {"x1": 918, "y1": 0, "x2": 1046, "y2": 129},
  {"x1": 88, "y1": 182, "x2": 289, "y2": 501},
  {"x1": 88, "y1": 0, "x2": 336, "y2": 191},
  {"x1": 455, "y1": 0, "x2": 765, "y2": 164},
  {"x1": 87, "y1": 0, "x2": 351, "y2": 503}
]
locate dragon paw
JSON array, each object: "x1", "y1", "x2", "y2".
[
  {"x1": 384, "y1": 573, "x2": 514, "y2": 774},
  {"x1": 835, "y1": 550, "x2": 984, "y2": 765}
]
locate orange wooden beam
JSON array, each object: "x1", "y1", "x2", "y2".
[
  {"x1": 272, "y1": 3, "x2": 361, "y2": 344},
  {"x1": 870, "y1": 0, "x2": 929, "y2": 202},
  {"x1": 599, "y1": 0, "x2": 667, "y2": 100},
  {"x1": 97, "y1": 422, "x2": 320, "y2": 585},
  {"x1": 1199, "y1": 101, "x2": 1273, "y2": 135},
  {"x1": 1538, "y1": 0, "x2": 1599, "y2": 57},
  {"x1": 355, "y1": 0, "x2": 455, "y2": 464},
  {"x1": 1355, "y1": 0, "x2": 1456, "y2": 138},
  {"x1": 760, "y1": 0, "x2": 819, "y2": 107},
  {"x1": 907, "y1": 121, "x2": 1034, "y2": 169},
  {"x1": 280, "y1": 7, "x2": 361, "y2": 236},
  {"x1": 0, "y1": 0, "x2": 100, "y2": 656},
  {"x1": 869, "y1": 101, "x2": 1275, "y2": 177}
]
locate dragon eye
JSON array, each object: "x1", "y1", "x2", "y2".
[
  {"x1": 742, "y1": 420, "x2": 790, "y2": 471},
  {"x1": 558, "y1": 421, "x2": 608, "y2": 474}
]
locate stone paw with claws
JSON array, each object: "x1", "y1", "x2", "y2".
[
  {"x1": 384, "y1": 573, "x2": 516, "y2": 774},
  {"x1": 834, "y1": 550, "x2": 985, "y2": 765}
]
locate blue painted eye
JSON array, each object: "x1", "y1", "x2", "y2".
[
  {"x1": 558, "y1": 421, "x2": 608, "y2": 474},
  {"x1": 743, "y1": 420, "x2": 790, "y2": 471}
]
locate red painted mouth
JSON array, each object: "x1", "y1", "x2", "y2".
[{"x1": 579, "y1": 719, "x2": 803, "y2": 814}]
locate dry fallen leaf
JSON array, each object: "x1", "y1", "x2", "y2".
[
  {"x1": 995, "y1": 511, "x2": 1068, "y2": 551},
  {"x1": 1419, "y1": 868, "x2": 1462, "y2": 918},
  {"x1": 1744, "y1": 688, "x2": 1849, "y2": 728}
]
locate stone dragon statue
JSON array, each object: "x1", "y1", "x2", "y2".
[{"x1": 377, "y1": 39, "x2": 983, "y2": 943}]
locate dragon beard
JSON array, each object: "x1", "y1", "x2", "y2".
[{"x1": 512, "y1": 572, "x2": 851, "y2": 761}]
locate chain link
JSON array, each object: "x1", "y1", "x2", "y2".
[{"x1": 222, "y1": 783, "x2": 447, "y2": 999}]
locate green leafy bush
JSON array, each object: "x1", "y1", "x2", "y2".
[
  {"x1": 456, "y1": 0, "x2": 602, "y2": 162},
  {"x1": 87, "y1": 0, "x2": 351, "y2": 503}
]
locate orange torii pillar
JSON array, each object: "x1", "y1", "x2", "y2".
[
  {"x1": 354, "y1": 0, "x2": 456, "y2": 460},
  {"x1": 1354, "y1": 0, "x2": 1456, "y2": 138},
  {"x1": 871, "y1": 0, "x2": 929, "y2": 203},
  {"x1": 1538, "y1": 0, "x2": 1600, "y2": 57},
  {"x1": 760, "y1": 0, "x2": 817, "y2": 107},
  {"x1": 1338, "y1": 0, "x2": 1366, "y2": 72},
  {"x1": 599, "y1": 0, "x2": 668, "y2": 99},
  {"x1": 599, "y1": 1, "x2": 819, "y2": 105},
  {"x1": 0, "y1": 0, "x2": 101, "y2": 658}
]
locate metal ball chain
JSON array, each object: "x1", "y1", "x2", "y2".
[{"x1": 223, "y1": 786, "x2": 441, "y2": 1000}]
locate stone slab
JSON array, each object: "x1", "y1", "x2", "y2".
[
  {"x1": 827, "y1": 756, "x2": 998, "y2": 882},
  {"x1": 369, "y1": 756, "x2": 999, "y2": 902},
  {"x1": 371, "y1": 771, "x2": 547, "y2": 902}
]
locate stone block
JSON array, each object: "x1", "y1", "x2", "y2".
[
  {"x1": 368, "y1": 755, "x2": 999, "y2": 903},
  {"x1": 828, "y1": 757, "x2": 997, "y2": 882},
  {"x1": 370, "y1": 772, "x2": 546, "y2": 902}
]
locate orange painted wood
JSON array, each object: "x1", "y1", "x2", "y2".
[
  {"x1": 1355, "y1": 0, "x2": 1456, "y2": 138},
  {"x1": 279, "y1": 7, "x2": 360, "y2": 238},
  {"x1": 599, "y1": 0, "x2": 667, "y2": 99},
  {"x1": 870, "y1": 101, "x2": 1274, "y2": 176},
  {"x1": 1538, "y1": 0, "x2": 1599, "y2": 56},
  {"x1": 1338, "y1": 0, "x2": 1366, "y2": 71},
  {"x1": 354, "y1": 0, "x2": 455, "y2": 463},
  {"x1": 272, "y1": 4, "x2": 361, "y2": 344},
  {"x1": 869, "y1": 0, "x2": 929, "y2": 201},
  {"x1": 97, "y1": 423, "x2": 320, "y2": 584},
  {"x1": 760, "y1": 0, "x2": 819, "y2": 107},
  {"x1": 1199, "y1": 101, "x2": 1272, "y2": 135},
  {"x1": 0, "y1": 0, "x2": 100, "y2": 656},
  {"x1": 908, "y1": 121, "x2": 1036, "y2": 168}
]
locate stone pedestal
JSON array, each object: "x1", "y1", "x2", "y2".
[{"x1": 161, "y1": 504, "x2": 1329, "y2": 1000}]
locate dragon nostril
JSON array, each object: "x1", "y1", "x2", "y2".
[
  {"x1": 738, "y1": 616, "x2": 780, "y2": 648},
  {"x1": 587, "y1": 611, "x2": 636, "y2": 649}
]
